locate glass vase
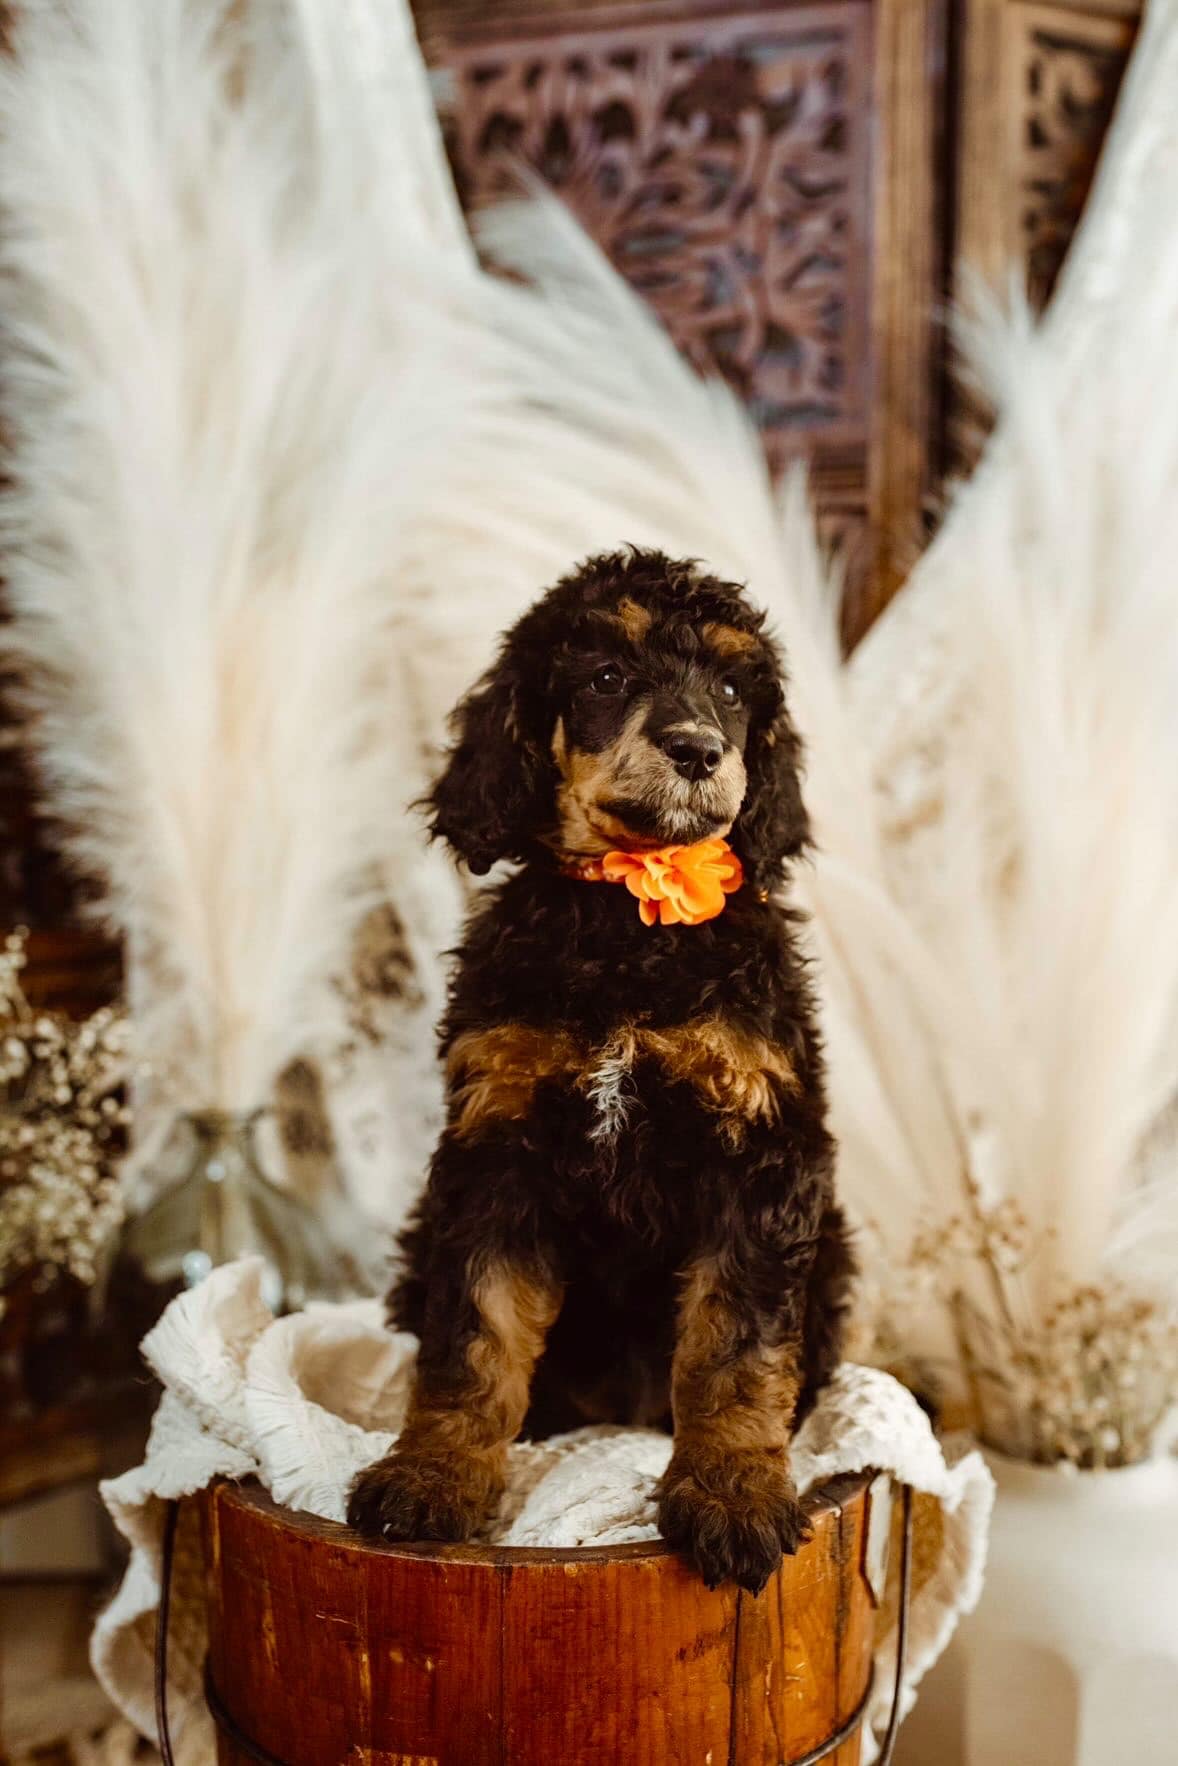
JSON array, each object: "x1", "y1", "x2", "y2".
[{"x1": 121, "y1": 1109, "x2": 354, "y2": 1312}]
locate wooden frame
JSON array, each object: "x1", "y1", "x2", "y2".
[
  {"x1": 866, "y1": 0, "x2": 950, "y2": 632},
  {"x1": 956, "y1": 0, "x2": 1139, "y2": 295}
]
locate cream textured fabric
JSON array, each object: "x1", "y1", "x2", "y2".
[{"x1": 93, "y1": 1259, "x2": 993, "y2": 1766}]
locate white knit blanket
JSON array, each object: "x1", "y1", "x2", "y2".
[{"x1": 92, "y1": 1259, "x2": 993, "y2": 1765}]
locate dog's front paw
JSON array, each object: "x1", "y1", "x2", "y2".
[
  {"x1": 346, "y1": 1447, "x2": 503, "y2": 1544},
  {"x1": 656, "y1": 1447, "x2": 809, "y2": 1594}
]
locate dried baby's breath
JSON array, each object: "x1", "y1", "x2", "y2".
[
  {"x1": 0, "y1": 930, "x2": 130, "y2": 1296},
  {"x1": 990, "y1": 1282, "x2": 1178, "y2": 1468},
  {"x1": 857, "y1": 1193, "x2": 1178, "y2": 1467}
]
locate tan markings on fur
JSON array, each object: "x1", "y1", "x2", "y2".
[
  {"x1": 447, "y1": 1024, "x2": 583, "y2": 1141},
  {"x1": 467, "y1": 1261, "x2": 563, "y2": 1440},
  {"x1": 614, "y1": 597, "x2": 653, "y2": 642},
  {"x1": 578, "y1": 1018, "x2": 797, "y2": 1145},
  {"x1": 450, "y1": 1017, "x2": 797, "y2": 1144},
  {"x1": 552, "y1": 705, "x2": 747, "y2": 854},
  {"x1": 391, "y1": 1260, "x2": 562, "y2": 1530},
  {"x1": 551, "y1": 702, "x2": 658, "y2": 853},
  {"x1": 637, "y1": 1016, "x2": 799, "y2": 1145},
  {"x1": 670, "y1": 1258, "x2": 801, "y2": 1461},
  {"x1": 405, "y1": 1261, "x2": 559, "y2": 1453},
  {"x1": 702, "y1": 621, "x2": 757, "y2": 658}
]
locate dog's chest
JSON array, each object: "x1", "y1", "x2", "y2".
[
  {"x1": 586, "y1": 1018, "x2": 796, "y2": 1144},
  {"x1": 445, "y1": 1012, "x2": 797, "y2": 1153},
  {"x1": 582, "y1": 1031, "x2": 643, "y2": 1142}
]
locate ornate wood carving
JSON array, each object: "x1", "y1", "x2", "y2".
[
  {"x1": 952, "y1": 0, "x2": 1140, "y2": 474},
  {"x1": 865, "y1": 0, "x2": 949, "y2": 633},
  {"x1": 439, "y1": 5, "x2": 873, "y2": 477},
  {"x1": 421, "y1": 0, "x2": 951, "y2": 643},
  {"x1": 1016, "y1": 7, "x2": 1135, "y2": 304}
]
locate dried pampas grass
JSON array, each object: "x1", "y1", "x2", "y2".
[
  {"x1": 831, "y1": 272, "x2": 1178, "y2": 1455},
  {"x1": 0, "y1": 0, "x2": 466, "y2": 1113},
  {"x1": 927, "y1": 285, "x2": 1178, "y2": 1284},
  {"x1": 824, "y1": 0, "x2": 1178, "y2": 1453}
]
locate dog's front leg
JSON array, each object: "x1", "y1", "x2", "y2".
[
  {"x1": 656, "y1": 1242, "x2": 813, "y2": 1593},
  {"x1": 347, "y1": 1252, "x2": 561, "y2": 1542}
]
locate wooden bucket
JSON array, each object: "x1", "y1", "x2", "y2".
[{"x1": 201, "y1": 1471, "x2": 883, "y2": 1766}]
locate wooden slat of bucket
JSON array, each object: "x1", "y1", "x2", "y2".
[
  {"x1": 729, "y1": 1475, "x2": 869, "y2": 1766},
  {"x1": 207, "y1": 1494, "x2": 507, "y2": 1765},
  {"x1": 364, "y1": 1548, "x2": 505, "y2": 1764},
  {"x1": 203, "y1": 1471, "x2": 877, "y2": 1766},
  {"x1": 499, "y1": 1550, "x2": 740, "y2": 1764},
  {"x1": 833, "y1": 1487, "x2": 875, "y2": 1766}
]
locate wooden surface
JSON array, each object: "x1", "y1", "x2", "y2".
[
  {"x1": 955, "y1": 0, "x2": 1139, "y2": 303},
  {"x1": 419, "y1": 0, "x2": 906, "y2": 647},
  {"x1": 951, "y1": 0, "x2": 1141, "y2": 468},
  {"x1": 0, "y1": 1379, "x2": 152, "y2": 1510},
  {"x1": 203, "y1": 1471, "x2": 879, "y2": 1766},
  {"x1": 15, "y1": 928, "x2": 121, "y2": 1015},
  {"x1": 866, "y1": 0, "x2": 949, "y2": 628}
]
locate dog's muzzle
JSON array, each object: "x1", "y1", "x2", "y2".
[{"x1": 656, "y1": 726, "x2": 724, "y2": 782}]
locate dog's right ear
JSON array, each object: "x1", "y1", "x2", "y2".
[{"x1": 426, "y1": 652, "x2": 551, "y2": 875}]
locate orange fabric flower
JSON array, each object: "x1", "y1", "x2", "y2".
[{"x1": 580, "y1": 838, "x2": 744, "y2": 926}]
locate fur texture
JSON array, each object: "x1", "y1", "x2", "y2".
[{"x1": 348, "y1": 552, "x2": 854, "y2": 1592}]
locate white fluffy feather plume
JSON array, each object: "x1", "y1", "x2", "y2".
[
  {"x1": 913, "y1": 281, "x2": 1178, "y2": 1302},
  {"x1": 826, "y1": 1, "x2": 1178, "y2": 1417},
  {"x1": 818, "y1": 269, "x2": 1178, "y2": 1395},
  {"x1": 0, "y1": 0, "x2": 465, "y2": 1111}
]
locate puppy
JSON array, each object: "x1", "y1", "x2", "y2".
[{"x1": 348, "y1": 549, "x2": 853, "y2": 1592}]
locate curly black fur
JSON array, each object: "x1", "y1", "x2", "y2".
[{"x1": 347, "y1": 549, "x2": 854, "y2": 1593}]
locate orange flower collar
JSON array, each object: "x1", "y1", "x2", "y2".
[{"x1": 562, "y1": 838, "x2": 744, "y2": 926}]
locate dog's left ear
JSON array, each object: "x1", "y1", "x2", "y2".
[
  {"x1": 731, "y1": 684, "x2": 811, "y2": 894},
  {"x1": 426, "y1": 651, "x2": 552, "y2": 875}
]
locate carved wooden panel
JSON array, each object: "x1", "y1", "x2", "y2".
[
  {"x1": 437, "y1": 4, "x2": 873, "y2": 475},
  {"x1": 958, "y1": 0, "x2": 1140, "y2": 300},
  {"x1": 419, "y1": 0, "x2": 950, "y2": 644},
  {"x1": 952, "y1": 0, "x2": 1140, "y2": 472},
  {"x1": 1015, "y1": 6, "x2": 1135, "y2": 304}
]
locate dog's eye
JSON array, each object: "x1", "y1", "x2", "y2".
[
  {"x1": 590, "y1": 664, "x2": 626, "y2": 696},
  {"x1": 718, "y1": 678, "x2": 742, "y2": 708}
]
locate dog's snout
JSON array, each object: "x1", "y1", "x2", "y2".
[{"x1": 660, "y1": 728, "x2": 724, "y2": 781}]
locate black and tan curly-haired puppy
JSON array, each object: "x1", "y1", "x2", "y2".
[{"x1": 347, "y1": 549, "x2": 854, "y2": 1592}]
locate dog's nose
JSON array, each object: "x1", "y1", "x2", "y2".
[{"x1": 660, "y1": 729, "x2": 724, "y2": 781}]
